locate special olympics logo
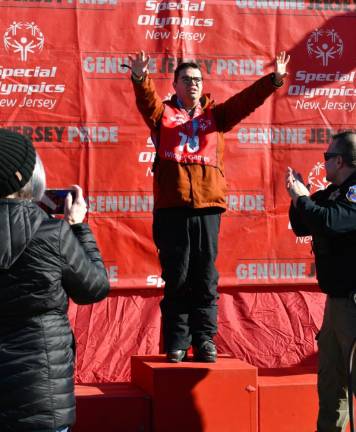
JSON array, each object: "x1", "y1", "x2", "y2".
[
  {"x1": 306, "y1": 28, "x2": 343, "y2": 67},
  {"x1": 4, "y1": 22, "x2": 44, "y2": 62},
  {"x1": 307, "y1": 161, "x2": 330, "y2": 193}
]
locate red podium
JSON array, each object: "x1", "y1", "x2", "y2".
[{"x1": 131, "y1": 355, "x2": 258, "y2": 432}]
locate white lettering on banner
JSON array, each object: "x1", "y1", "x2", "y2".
[
  {"x1": 237, "y1": 125, "x2": 356, "y2": 144},
  {"x1": 83, "y1": 56, "x2": 265, "y2": 78},
  {"x1": 138, "y1": 151, "x2": 156, "y2": 163},
  {"x1": 18, "y1": 97, "x2": 57, "y2": 110},
  {"x1": 138, "y1": 14, "x2": 213, "y2": 28},
  {"x1": 235, "y1": 0, "x2": 304, "y2": 9},
  {"x1": 139, "y1": 0, "x2": 213, "y2": 42},
  {"x1": 88, "y1": 195, "x2": 154, "y2": 213},
  {"x1": 307, "y1": 0, "x2": 355, "y2": 11},
  {"x1": 146, "y1": 275, "x2": 165, "y2": 287},
  {"x1": 159, "y1": 57, "x2": 214, "y2": 74},
  {"x1": 309, "y1": 128, "x2": 336, "y2": 144},
  {"x1": 106, "y1": 266, "x2": 119, "y2": 282},
  {"x1": 295, "y1": 70, "x2": 355, "y2": 84},
  {"x1": 236, "y1": 263, "x2": 307, "y2": 280},
  {"x1": 2, "y1": 126, "x2": 122, "y2": 144},
  {"x1": 226, "y1": 194, "x2": 265, "y2": 211},
  {"x1": 216, "y1": 59, "x2": 263, "y2": 76},
  {"x1": 295, "y1": 99, "x2": 356, "y2": 112},
  {"x1": 0, "y1": 64, "x2": 65, "y2": 111},
  {"x1": 295, "y1": 100, "x2": 320, "y2": 110},
  {"x1": 0, "y1": 82, "x2": 65, "y2": 96},
  {"x1": 83, "y1": 56, "x2": 131, "y2": 74},
  {"x1": 0, "y1": 67, "x2": 64, "y2": 103},
  {"x1": 146, "y1": 30, "x2": 170, "y2": 40},
  {"x1": 67, "y1": 126, "x2": 118, "y2": 143},
  {"x1": 145, "y1": 0, "x2": 205, "y2": 13},
  {"x1": 0, "y1": 66, "x2": 57, "y2": 79},
  {"x1": 296, "y1": 236, "x2": 312, "y2": 244},
  {"x1": 4, "y1": 126, "x2": 65, "y2": 142},
  {"x1": 289, "y1": 85, "x2": 356, "y2": 99},
  {"x1": 321, "y1": 101, "x2": 356, "y2": 111},
  {"x1": 237, "y1": 127, "x2": 307, "y2": 144},
  {"x1": 172, "y1": 30, "x2": 206, "y2": 43},
  {"x1": 146, "y1": 137, "x2": 155, "y2": 148},
  {"x1": 0, "y1": 66, "x2": 65, "y2": 101},
  {"x1": 0, "y1": 98, "x2": 17, "y2": 107},
  {"x1": 138, "y1": 138, "x2": 156, "y2": 176}
]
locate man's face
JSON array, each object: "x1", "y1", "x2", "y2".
[
  {"x1": 173, "y1": 67, "x2": 203, "y2": 107},
  {"x1": 324, "y1": 140, "x2": 341, "y2": 183}
]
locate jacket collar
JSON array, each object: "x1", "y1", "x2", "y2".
[
  {"x1": 170, "y1": 93, "x2": 212, "y2": 110},
  {"x1": 339, "y1": 170, "x2": 356, "y2": 192}
]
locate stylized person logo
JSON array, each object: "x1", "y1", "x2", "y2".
[
  {"x1": 4, "y1": 21, "x2": 44, "y2": 62},
  {"x1": 307, "y1": 28, "x2": 343, "y2": 67},
  {"x1": 308, "y1": 161, "x2": 330, "y2": 193}
]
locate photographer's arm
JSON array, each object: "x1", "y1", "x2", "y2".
[
  {"x1": 61, "y1": 185, "x2": 110, "y2": 304},
  {"x1": 286, "y1": 167, "x2": 312, "y2": 236},
  {"x1": 60, "y1": 222, "x2": 110, "y2": 304}
]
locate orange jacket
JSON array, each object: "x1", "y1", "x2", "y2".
[{"x1": 133, "y1": 74, "x2": 281, "y2": 210}]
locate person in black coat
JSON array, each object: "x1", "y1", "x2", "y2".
[
  {"x1": 0, "y1": 129, "x2": 110, "y2": 432},
  {"x1": 286, "y1": 131, "x2": 356, "y2": 432}
]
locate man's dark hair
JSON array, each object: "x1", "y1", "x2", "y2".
[
  {"x1": 173, "y1": 62, "x2": 202, "y2": 83},
  {"x1": 332, "y1": 131, "x2": 356, "y2": 168}
]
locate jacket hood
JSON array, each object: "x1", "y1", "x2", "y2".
[{"x1": 0, "y1": 199, "x2": 45, "y2": 269}]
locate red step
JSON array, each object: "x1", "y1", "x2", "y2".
[
  {"x1": 131, "y1": 355, "x2": 258, "y2": 432},
  {"x1": 258, "y1": 367, "x2": 318, "y2": 432},
  {"x1": 72, "y1": 382, "x2": 151, "y2": 432}
]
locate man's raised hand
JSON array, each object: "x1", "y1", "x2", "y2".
[
  {"x1": 274, "y1": 51, "x2": 290, "y2": 82},
  {"x1": 128, "y1": 50, "x2": 150, "y2": 79}
]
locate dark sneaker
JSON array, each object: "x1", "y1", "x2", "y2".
[
  {"x1": 166, "y1": 349, "x2": 187, "y2": 363},
  {"x1": 193, "y1": 340, "x2": 217, "y2": 363}
]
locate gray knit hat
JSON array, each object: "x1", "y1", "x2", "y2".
[{"x1": 0, "y1": 129, "x2": 36, "y2": 197}]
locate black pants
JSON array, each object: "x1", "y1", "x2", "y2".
[{"x1": 153, "y1": 209, "x2": 221, "y2": 352}]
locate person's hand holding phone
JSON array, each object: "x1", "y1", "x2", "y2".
[{"x1": 64, "y1": 185, "x2": 87, "y2": 225}]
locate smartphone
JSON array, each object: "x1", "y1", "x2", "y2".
[{"x1": 39, "y1": 189, "x2": 76, "y2": 215}]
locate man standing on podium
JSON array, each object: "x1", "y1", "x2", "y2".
[{"x1": 129, "y1": 49, "x2": 290, "y2": 363}]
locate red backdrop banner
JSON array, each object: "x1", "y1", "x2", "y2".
[{"x1": 0, "y1": 1, "x2": 355, "y2": 380}]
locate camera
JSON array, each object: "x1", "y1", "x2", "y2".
[{"x1": 39, "y1": 189, "x2": 76, "y2": 215}]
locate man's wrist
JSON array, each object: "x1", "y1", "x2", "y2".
[
  {"x1": 271, "y1": 73, "x2": 283, "y2": 87},
  {"x1": 131, "y1": 71, "x2": 146, "y2": 82}
]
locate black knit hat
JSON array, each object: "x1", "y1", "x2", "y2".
[{"x1": 0, "y1": 129, "x2": 36, "y2": 197}]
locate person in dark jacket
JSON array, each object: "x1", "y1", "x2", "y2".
[
  {"x1": 129, "y1": 50, "x2": 290, "y2": 363},
  {"x1": 286, "y1": 131, "x2": 356, "y2": 432},
  {"x1": 0, "y1": 129, "x2": 110, "y2": 432}
]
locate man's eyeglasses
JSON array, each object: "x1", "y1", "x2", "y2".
[
  {"x1": 323, "y1": 152, "x2": 343, "y2": 161},
  {"x1": 180, "y1": 76, "x2": 203, "y2": 85}
]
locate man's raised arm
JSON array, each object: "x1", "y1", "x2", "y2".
[
  {"x1": 214, "y1": 51, "x2": 290, "y2": 132},
  {"x1": 129, "y1": 50, "x2": 164, "y2": 131}
]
